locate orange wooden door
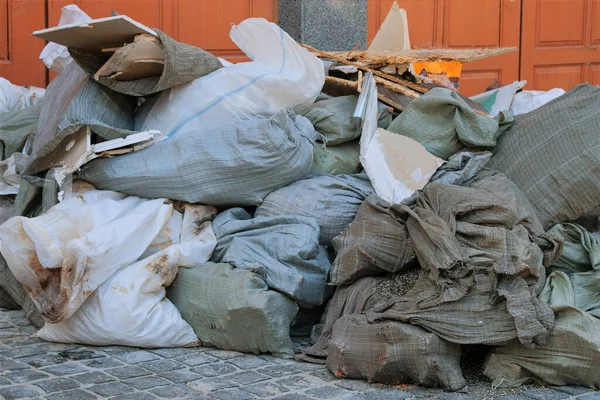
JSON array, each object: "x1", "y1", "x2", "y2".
[
  {"x1": 368, "y1": 0, "x2": 521, "y2": 96},
  {"x1": 520, "y1": 0, "x2": 600, "y2": 91},
  {"x1": 0, "y1": 0, "x2": 46, "y2": 87},
  {"x1": 47, "y1": 0, "x2": 276, "y2": 64}
]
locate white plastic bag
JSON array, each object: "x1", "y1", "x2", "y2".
[
  {"x1": 39, "y1": 5, "x2": 92, "y2": 72},
  {"x1": 470, "y1": 80, "x2": 527, "y2": 117},
  {"x1": 0, "y1": 78, "x2": 45, "y2": 113},
  {"x1": 37, "y1": 205, "x2": 216, "y2": 348},
  {"x1": 138, "y1": 18, "x2": 325, "y2": 136},
  {"x1": 510, "y1": 88, "x2": 566, "y2": 116}
]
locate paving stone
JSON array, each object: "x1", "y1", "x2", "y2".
[
  {"x1": 4, "y1": 369, "x2": 50, "y2": 383},
  {"x1": 273, "y1": 394, "x2": 314, "y2": 400},
  {"x1": 191, "y1": 362, "x2": 238, "y2": 377},
  {"x1": 0, "y1": 359, "x2": 30, "y2": 372},
  {"x1": 309, "y1": 368, "x2": 337, "y2": 383},
  {"x1": 45, "y1": 389, "x2": 98, "y2": 400},
  {"x1": 176, "y1": 353, "x2": 219, "y2": 367},
  {"x1": 88, "y1": 381, "x2": 135, "y2": 397},
  {"x1": 0, "y1": 376, "x2": 11, "y2": 386},
  {"x1": 150, "y1": 383, "x2": 198, "y2": 398},
  {"x1": 227, "y1": 356, "x2": 270, "y2": 369},
  {"x1": 114, "y1": 350, "x2": 161, "y2": 365},
  {"x1": 56, "y1": 349, "x2": 104, "y2": 361},
  {"x1": 0, "y1": 329, "x2": 21, "y2": 339},
  {"x1": 11, "y1": 318, "x2": 32, "y2": 326},
  {"x1": 580, "y1": 394, "x2": 600, "y2": 400},
  {"x1": 257, "y1": 364, "x2": 301, "y2": 378},
  {"x1": 80, "y1": 357, "x2": 124, "y2": 369},
  {"x1": 523, "y1": 388, "x2": 570, "y2": 400},
  {"x1": 34, "y1": 377, "x2": 80, "y2": 393},
  {"x1": 72, "y1": 371, "x2": 115, "y2": 384},
  {"x1": 305, "y1": 386, "x2": 351, "y2": 399},
  {"x1": 205, "y1": 349, "x2": 245, "y2": 360},
  {"x1": 347, "y1": 390, "x2": 411, "y2": 400},
  {"x1": 277, "y1": 375, "x2": 328, "y2": 391},
  {"x1": 139, "y1": 359, "x2": 182, "y2": 374},
  {"x1": 228, "y1": 370, "x2": 271, "y2": 385},
  {"x1": 259, "y1": 355, "x2": 292, "y2": 364},
  {"x1": 0, "y1": 321, "x2": 13, "y2": 329},
  {"x1": 160, "y1": 368, "x2": 203, "y2": 383},
  {"x1": 17, "y1": 325, "x2": 38, "y2": 334},
  {"x1": 212, "y1": 388, "x2": 257, "y2": 400},
  {"x1": 0, "y1": 384, "x2": 45, "y2": 399},
  {"x1": 556, "y1": 386, "x2": 595, "y2": 396},
  {"x1": 0, "y1": 346, "x2": 46, "y2": 359},
  {"x1": 494, "y1": 396, "x2": 530, "y2": 400},
  {"x1": 105, "y1": 365, "x2": 152, "y2": 379},
  {"x1": 42, "y1": 362, "x2": 88, "y2": 376},
  {"x1": 334, "y1": 380, "x2": 376, "y2": 392},
  {"x1": 438, "y1": 393, "x2": 477, "y2": 400},
  {"x1": 111, "y1": 393, "x2": 160, "y2": 400},
  {"x1": 149, "y1": 348, "x2": 196, "y2": 359},
  {"x1": 20, "y1": 354, "x2": 67, "y2": 368},
  {"x1": 187, "y1": 377, "x2": 238, "y2": 394},
  {"x1": 242, "y1": 381, "x2": 290, "y2": 397},
  {"x1": 123, "y1": 376, "x2": 172, "y2": 390}
]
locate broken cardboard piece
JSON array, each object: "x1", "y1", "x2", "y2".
[
  {"x1": 32, "y1": 15, "x2": 156, "y2": 53},
  {"x1": 94, "y1": 34, "x2": 165, "y2": 81},
  {"x1": 357, "y1": 73, "x2": 443, "y2": 204},
  {"x1": 28, "y1": 127, "x2": 164, "y2": 175}
]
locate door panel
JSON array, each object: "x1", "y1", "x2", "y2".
[
  {"x1": 368, "y1": 0, "x2": 521, "y2": 96},
  {"x1": 521, "y1": 0, "x2": 600, "y2": 91},
  {"x1": 0, "y1": 0, "x2": 46, "y2": 87}
]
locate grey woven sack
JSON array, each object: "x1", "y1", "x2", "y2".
[
  {"x1": 167, "y1": 262, "x2": 298, "y2": 358},
  {"x1": 310, "y1": 140, "x2": 361, "y2": 176},
  {"x1": 211, "y1": 208, "x2": 331, "y2": 307},
  {"x1": 27, "y1": 62, "x2": 137, "y2": 175},
  {"x1": 80, "y1": 109, "x2": 317, "y2": 206},
  {"x1": 302, "y1": 95, "x2": 393, "y2": 146},
  {"x1": 329, "y1": 194, "x2": 416, "y2": 285},
  {"x1": 327, "y1": 314, "x2": 466, "y2": 390},
  {"x1": 387, "y1": 88, "x2": 512, "y2": 159},
  {"x1": 487, "y1": 83, "x2": 600, "y2": 229},
  {"x1": 255, "y1": 173, "x2": 373, "y2": 245},
  {"x1": 0, "y1": 254, "x2": 44, "y2": 327},
  {"x1": 0, "y1": 104, "x2": 40, "y2": 160},
  {"x1": 69, "y1": 29, "x2": 223, "y2": 97}
]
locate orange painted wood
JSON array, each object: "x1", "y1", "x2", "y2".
[
  {"x1": 368, "y1": 0, "x2": 521, "y2": 96},
  {"x1": 521, "y1": 0, "x2": 600, "y2": 91},
  {"x1": 0, "y1": 0, "x2": 46, "y2": 87}
]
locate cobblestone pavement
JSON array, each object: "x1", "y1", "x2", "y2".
[{"x1": 0, "y1": 309, "x2": 599, "y2": 400}]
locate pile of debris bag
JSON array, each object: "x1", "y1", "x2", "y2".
[{"x1": 1, "y1": 3, "x2": 600, "y2": 392}]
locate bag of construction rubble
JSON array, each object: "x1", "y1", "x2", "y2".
[
  {"x1": 311, "y1": 140, "x2": 361, "y2": 176},
  {"x1": 26, "y1": 62, "x2": 137, "y2": 175},
  {"x1": 306, "y1": 172, "x2": 563, "y2": 373},
  {"x1": 69, "y1": 30, "x2": 222, "y2": 97},
  {"x1": 484, "y1": 222, "x2": 600, "y2": 388},
  {"x1": 327, "y1": 314, "x2": 466, "y2": 391},
  {"x1": 386, "y1": 87, "x2": 512, "y2": 159},
  {"x1": 137, "y1": 18, "x2": 325, "y2": 136},
  {"x1": 302, "y1": 95, "x2": 393, "y2": 146},
  {"x1": 168, "y1": 262, "x2": 298, "y2": 358},
  {"x1": 0, "y1": 105, "x2": 39, "y2": 161},
  {"x1": 212, "y1": 208, "x2": 331, "y2": 307},
  {"x1": 255, "y1": 173, "x2": 373, "y2": 245},
  {"x1": 330, "y1": 152, "x2": 491, "y2": 285},
  {"x1": 487, "y1": 83, "x2": 600, "y2": 229},
  {"x1": 80, "y1": 109, "x2": 317, "y2": 205}
]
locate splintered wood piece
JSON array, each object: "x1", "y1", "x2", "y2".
[{"x1": 94, "y1": 34, "x2": 165, "y2": 81}]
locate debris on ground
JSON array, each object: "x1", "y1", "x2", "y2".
[{"x1": 1, "y1": 0, "x2": 598, "y2": 394}]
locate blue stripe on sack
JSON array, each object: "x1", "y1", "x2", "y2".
[{"x1": 167, "y1": 27, "x2": 288, "y2": 138}]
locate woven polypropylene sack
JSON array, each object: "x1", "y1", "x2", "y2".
[
  {"x1": 310, "y1": 140, "x2": 361, "y2": 176},
  {"x1": 255, "y1": 173, "x2": 373, "y2": 245},
  {"x1": 0, "y1": 105, "x2": 40, "y2": 160},
  {"x1": 487, "y1": 84, "x2": 600, "y2": 229},
  {"x1": 327, "y1": 314, "x2": 466, "y2": 390},
  {"x1": 329, "y1": 194, "x2": 416, "y2": 285},
  {"x1": 484, "y1": 306, "x2": 600, "y2": 389},
  {"x1": 69, "y1": 29, "x2": 222, "y2": 97},
  {"x1": 80, "y1": 109, "x2": 316, "y2": 206},
  {"x1": 167, "y1": 262, "x2": 298, "y2": 358},
  {"x1": 211, "y1": 208, "x2": 331, "y2": 307},
  {"x1": 27, "y1": 62, "x2": 136, "y2": 174}
]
